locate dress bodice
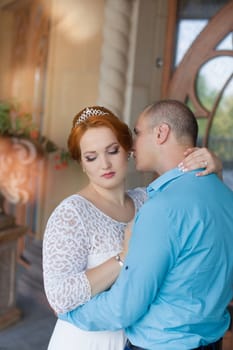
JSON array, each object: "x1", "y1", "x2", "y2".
[{"x1": 43, "y1": 187, "x2": 147, "y2": 314}]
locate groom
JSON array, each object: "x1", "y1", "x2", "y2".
[{"x1": 60, "y1": 100, "x2": 233, "y2": 350}]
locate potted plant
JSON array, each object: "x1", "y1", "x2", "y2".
[{"x1": 0, "y1": 100, "x2": 70, "y2": 208}]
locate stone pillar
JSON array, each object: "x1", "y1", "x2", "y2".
[{"x1": 97, "y1": 0, "x2": 134, "y2": 118}]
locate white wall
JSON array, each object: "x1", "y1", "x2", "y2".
[{"x1": 38, "y1": 0, "x2": 105, "y2": 233}]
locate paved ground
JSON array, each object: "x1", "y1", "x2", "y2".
[
  {"x1": 0, "y1": 294, "x2": 56, "y2": 350},
  {"x1": 0, "y1": 238, "x2": 56, "y2": 350}
]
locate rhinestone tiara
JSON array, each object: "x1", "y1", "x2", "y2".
[{"x1": 75, "y1": 107, "x2": 108, "y2": 126}]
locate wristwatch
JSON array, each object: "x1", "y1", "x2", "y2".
[{"x1": 115, "y1": 254, "x2": 124, "y2": 267}]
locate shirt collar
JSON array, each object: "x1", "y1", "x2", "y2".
[{"x1": 147, "y1": 167, "x2": 184, "y2": 197}]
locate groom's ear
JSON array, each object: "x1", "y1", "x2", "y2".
[{"x1": 154, "y1": 122, "x2": 170, "y2": 144}]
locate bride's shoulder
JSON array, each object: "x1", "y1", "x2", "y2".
[{"x1": 127, "y1": 187, "x2": 148, "y2": 203}]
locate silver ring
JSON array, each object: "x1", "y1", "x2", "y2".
[{"x1": 202, "y1": 160, "x2": 208, "y2": 167}]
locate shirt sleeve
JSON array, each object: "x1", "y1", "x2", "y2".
[
  {"x1": 59, "y1": 200, "x2": 177, "y2": 330},
  {"x1": 43, "y1": 198, "x2": 91, "y2": 314}
]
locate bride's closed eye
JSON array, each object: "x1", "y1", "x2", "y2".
[
  {"x1": 85, "y1": 156, "x2": 96, "y2": 162},
  {"x1": 107, "y1": 146, "x2": 119, "y2": 155},
  {"x1": 83, "y1": 144, "x2": 120, "y2": 162}
]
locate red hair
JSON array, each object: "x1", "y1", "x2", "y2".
[{"x1": 68, "y1": 106, "x2": 132, "y2": 162}]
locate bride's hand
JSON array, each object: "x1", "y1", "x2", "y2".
[{"x1": 178, "y1": 147, "x2": 223, "y2": 178}]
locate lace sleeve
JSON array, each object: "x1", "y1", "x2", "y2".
[
  {"x1": 42, "y1": 198, "x2": 91, "y2": 314},
  {"x1": 128, "y1": 187, "x2": 148, "y2": 210}
]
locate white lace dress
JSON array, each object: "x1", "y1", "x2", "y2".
[{"x1": 43, "y1": 187, "x2": 147, "y2": 350}]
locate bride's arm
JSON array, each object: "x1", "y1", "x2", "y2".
[
  {"x1": 86, "y1": 220, "x2": 134, "y2": 296},
  {"x1": 43, "y1": 201, "x2": 126, "y2": 314}
]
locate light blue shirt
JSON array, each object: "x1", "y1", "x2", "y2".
[{"x1": 60, "y1": 168, "x2": 233, "y2": 350}]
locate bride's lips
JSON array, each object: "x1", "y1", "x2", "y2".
[{"x1": 102, "y1": 172, "x2": 115, "y2": 179}]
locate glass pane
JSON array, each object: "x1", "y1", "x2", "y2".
[
  {"x1": 196, "y1": 56, "x2": 233, "y2": 108},
  {"x1": 175, "y1": 0, "x2": 229, "y2": 65},
  {"x1": 216, "y1": 33, "x2": 233, "y2": 50},
  {"x1": 196, "y1": 119, "x2": 208, "y2": 140},
  {"x1": 196, "y1": 57, "x2": 233, "y2": 187},
  {"x1": 177, "y1": 0, "x2": 227, "y2": 19},
  {"x1": 175, "y1": 20, "x2": 207, "y2": 66}
]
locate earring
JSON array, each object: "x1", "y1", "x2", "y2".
[{"x1": 127, "y1": 152, "x2": 132, "y2": 160}]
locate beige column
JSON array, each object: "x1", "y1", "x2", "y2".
[{"x1": 97, "y1": 0, "x2": 134, "y2": 119}]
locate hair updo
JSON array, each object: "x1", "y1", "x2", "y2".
[{"x1": 68, "y1": 106, "x2": 133, "y2": 162}]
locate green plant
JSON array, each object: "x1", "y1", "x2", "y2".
[{"x1": 0, "y1": 100, "x2": 71, "y2": 168}]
